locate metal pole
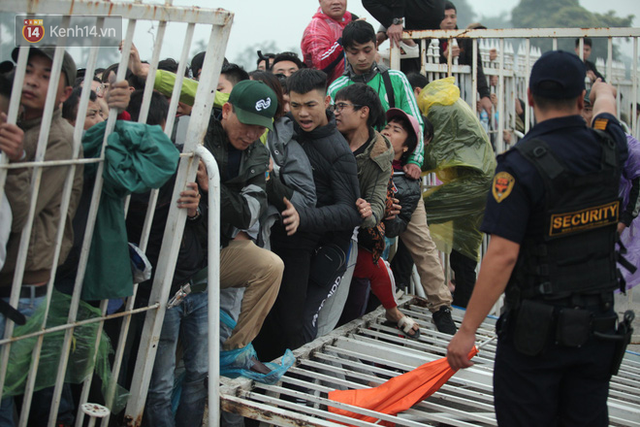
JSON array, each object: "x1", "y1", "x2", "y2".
[{"x1": 196, "y1": 145, "x2": 221, "y2": 427}]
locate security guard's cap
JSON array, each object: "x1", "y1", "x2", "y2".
[
  {"x1": 529, "y1": 50, "x2": 586, "y2": 100},
  {"x1": 228, "y1": 80, "x2": 277, "y2": 131},
  {"x1": 11, "y1": 46, "x2": 76, "y2": 87}
]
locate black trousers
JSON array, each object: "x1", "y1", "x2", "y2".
[
  {"x1": 253, "y1": 224, "x2": 318, "y2": 362},
  {"x1": 450, "y1": 249, "x2": 476, "y2": 308},
  {"x1": 362, "y1": 0, "x2": 445, "y2": 33},
  {"x1": 390, "y1": 238, "x2": 413, "y2": 291},
  {"x1": 494, "y1": 323, "x2": 616, "y2": 426},
  {"x1": 362, "y1": 0, "x2": 445, "y2": 75}
]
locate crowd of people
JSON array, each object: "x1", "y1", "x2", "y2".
[{"x1": 0, "y1": 0, "x2": 638, "y2": 426}]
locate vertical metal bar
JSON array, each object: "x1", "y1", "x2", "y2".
[
  {"x1": 194, "y1": 146, "x2": 221, "y2": 427},
  {"x1": 471, "y1": 38, "x2": 478, "y2": 118},
  {"x1": 634, "y1": 37, "x2": 638, "y2": 138},
  {"x1": 552, "y1": 37, "x2": 558, "y2": 50},
  {"x1": 447, "y1": 36, "x2": 453, "y2": 78},
  {"x1": 64, "y1": 18, "x2": 138, "y2": 427},
  {"x1": 0, "y1": 15, "x2": 73, "y2": 405},
  {"x1": 607, "y1": 37, "x2": 613, "y2": 83},
  {"x1": 497, "y1": 39, "x2": 505, "y2": 154},
  {"x1": 100, "y1": 20, "x2": 194, "y2": 427},
  {"x1": 390, "y1": 39, "x2": 401, "y2": 71},
  {"x1": 46, "y1": 17, "x2": 105, "y2": 427},
  {"x1": 163, "y1": 23, "x2": 196, "y2": 138},
  {"x1": 420, "y1": 39, "x2": 427, "y2": 76},
  {"x1": 509, "y1": 74, "x2": 516, "y2": 144},
  {"x1": 15, "y1": 16, "x2": 76, "y2": 427},
  {"x1": 578, "y1": 37, "x2": 584, "y2": 60},
  {"x1": 124, "y1": 17, "x2": 231, "y2": 425},
  {"x1": 0, "y1": 44, "x2": 30, "y2": 393},
  {"x1": 524, "y1": 39, "x2": 531, "y2": 134},
  {"x1": 0, "y1": 42, "x2": 29, "y2": 209},
  {"x1": 136, "y1": 21, "x2": 168, "y2": 125}
]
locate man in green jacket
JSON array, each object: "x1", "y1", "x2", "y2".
[{"x1": 328, "y1": 19, "x2": 424, "y2": 180}]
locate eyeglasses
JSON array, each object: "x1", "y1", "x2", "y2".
[{"x1": 334, "y1": 102, "x2": 362, "y2": 112}]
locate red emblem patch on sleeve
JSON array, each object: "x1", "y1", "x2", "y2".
[{"x1": 492, "y1": 172, "x2": 515, "y2": 203}]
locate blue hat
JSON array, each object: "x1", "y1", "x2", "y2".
[{"x1": 529, "y1": 50, "x2": 586, "y2": 99}]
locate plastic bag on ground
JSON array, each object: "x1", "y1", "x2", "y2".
[{"x1": 219, "y1": 310, "x2": 294, "y2": 384}]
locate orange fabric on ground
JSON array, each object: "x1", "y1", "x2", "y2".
[{"x1": 328, "y1": 347, "x2": 479, "y2": 425}]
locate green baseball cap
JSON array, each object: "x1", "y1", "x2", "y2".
[{"x1": 228, "y1": 80, "x2": 277, "y2": 131}]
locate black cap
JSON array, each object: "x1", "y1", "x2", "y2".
[
  {"x1": 529, "y1": 50, "x2": 586, "y2": 99},
  {"x1": 11, "y1": 46, "x2": 76, "y2": 87}
]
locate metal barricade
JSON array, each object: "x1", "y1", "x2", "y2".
[
  {"x1": 389, "y1": 27, "x2": 640, "y2": 153},
  {"x1": 0, "y1": 1, "x2": 231, "y2": 426}
]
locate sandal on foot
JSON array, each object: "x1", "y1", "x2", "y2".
[{"x1": 383, "y1": 315, "x2": 421, "y2": 339}]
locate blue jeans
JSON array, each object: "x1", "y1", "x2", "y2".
[
  {"x1": 144, "y1": 291, "x2": 208, "y2": 427},
  {"x1": 0, "y1": 295, "x2": 45, "y2": 427}
]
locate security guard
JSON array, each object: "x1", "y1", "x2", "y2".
[{"x1": 447, "y1": 50, "x2": 629, "y2": 426}]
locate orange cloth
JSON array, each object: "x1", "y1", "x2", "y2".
[{"x1": 328, "y1": 347, "x2": 479, "y2": 426}]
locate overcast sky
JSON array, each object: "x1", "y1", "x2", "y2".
[
  {"x1": 13, "y1": 0, "x2": 634, "y2": 69},
  {"x1": 124, "y1": 0, "x2": 640, "y2": 68}
]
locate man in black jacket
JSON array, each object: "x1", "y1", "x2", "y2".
[
  {"x1": 202, "y1": 80, "x2": 284, "y2": 360},
  {"x1": 262, "y1": 69, "x2": 361, "y2": 349},
  {"x1": 439, "y1": 1, "x2": 492, "y2": 114},
  {"x1": 575, "y1": 37, "x2": 605, "y2": 82}
]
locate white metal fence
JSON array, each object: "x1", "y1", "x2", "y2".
[
  {"x1": 0, "y1": 1, "x2": 230, "y2": 426},
  {"x1": 390, "y1": 27, "x2": 640, "y2": 154},
  {"x1": 388, "y1": 27, "x2": 640, "y2": 313}
]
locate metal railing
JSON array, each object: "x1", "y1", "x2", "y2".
[
  {"x1": 390, "y1": 27, "x2": 640, "y2": 153},
  {"x1": 389, "y1": 27, "x2": 640, "y2": 313},
  {"x1": 0, "y1": 1, "x2": 231, "y2": 426}
]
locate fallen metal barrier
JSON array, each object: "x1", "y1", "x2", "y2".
[{"x1": 220, "y1": 295, "x2": 640, "y2": 427}]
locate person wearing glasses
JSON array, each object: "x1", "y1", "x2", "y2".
[{"x1": 333, "y1": 83, "x2": 423, "y2": 338}]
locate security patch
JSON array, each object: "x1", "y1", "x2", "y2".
[
  {"x1": 492, "y1": 172, "x2": 515, "y2": 203},
  {"x1": 549, "y1": 201, "x2": 619, "y2": 237}
]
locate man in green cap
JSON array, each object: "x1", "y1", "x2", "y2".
[{"x1": 202, "y1": 79, "x2": 284, "y2": 369}]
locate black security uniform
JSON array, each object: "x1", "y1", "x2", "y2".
[{"x1": 481, "y1": 112, "x2": 628, "y2": 426}]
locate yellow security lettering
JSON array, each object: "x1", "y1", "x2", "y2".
[
  {"x1": 571, "y1": 214, "x2": 581, "y2": 226},
  {"x1": 553, "y1": 217, "x2": 563, "y2": 230}
]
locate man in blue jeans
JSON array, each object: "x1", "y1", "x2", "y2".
[{"x1": 127, "y1": 174, "x2": 208, "y2": 427}]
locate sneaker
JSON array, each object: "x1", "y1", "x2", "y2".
[
  {"x1": 432, "y1": 306, "x2": 457, "y2": 335},
  {"x1": 378, "y1": 41, "x2": 419, "y2": 61},
  {"x1": 399, "y1": 41, "x2": 419, "y2": 58}
]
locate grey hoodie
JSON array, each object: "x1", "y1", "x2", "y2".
[{"x1": 260, "y1": 116, "x2": 317, "y2": 248}]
